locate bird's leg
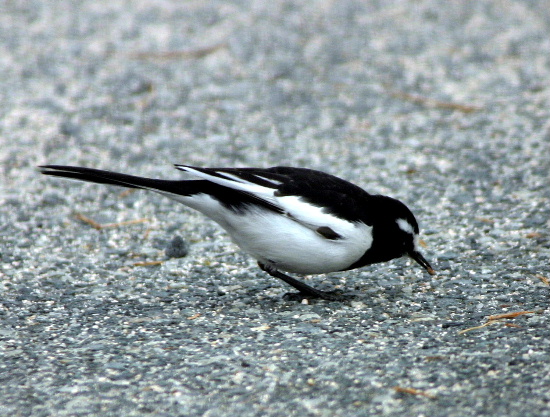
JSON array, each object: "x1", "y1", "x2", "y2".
[{"x1": 258, "y1": 262, "x2": 345, "y2": 301}]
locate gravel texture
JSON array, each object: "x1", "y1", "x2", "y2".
[{"x1": 1, "y1": 1, "x2": 549, "y2": 416}]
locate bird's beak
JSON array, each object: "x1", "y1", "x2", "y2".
[{"x1": 409, "y1": 251, "x2": 436, "y2": 275}]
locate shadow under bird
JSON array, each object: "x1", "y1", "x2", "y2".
[{"x1": 39, "y1": 164, "x2": 435, "y2": 300}]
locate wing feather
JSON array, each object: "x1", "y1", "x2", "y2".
[{"x1": 175, "y1": 165, "x2": 363, "y2": 239}]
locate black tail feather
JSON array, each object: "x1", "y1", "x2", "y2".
[
  {"x1": 39, "y1": 165, "x2": 284, "y2": 214},
  {"x1": 39, "y1": 165, "x2": 187, "y2": 194}
]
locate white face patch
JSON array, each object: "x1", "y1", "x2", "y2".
[
  {"x1": 397, "y1": 218, "x2": 422, "y2": 252},
  {"x1": 396, "y1": 218, "x2": 414, "y2": 235}
]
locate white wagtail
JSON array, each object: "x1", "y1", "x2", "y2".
[{"x1": 39, "y1": 164, "x2": 435, "y2": 300}]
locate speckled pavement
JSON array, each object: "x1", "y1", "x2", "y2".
[{"x1": 1, "y1": 1, "x2": 549, "y2": 416}]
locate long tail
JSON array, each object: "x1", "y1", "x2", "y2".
[
  {"x1": 39, "y1": 165, "x2": 190, "y2": 195},
  {"x1": 39, "y1": 165, "x2": 284, "y2": 214}
]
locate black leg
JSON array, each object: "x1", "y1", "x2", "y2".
[{"x1": 258, "y1": 262, "x2": 345, "y2": 301}]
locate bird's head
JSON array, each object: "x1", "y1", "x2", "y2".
[{"x1": 369, "y1": 196, "x2": 436, "y2": 275}]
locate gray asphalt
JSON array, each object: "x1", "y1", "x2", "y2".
[{"x1": 1, "y1": 1, "x2": 549, "y2": 416}]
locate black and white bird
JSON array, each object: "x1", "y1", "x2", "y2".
[{"x1": 39, "y1": 164, "x2": 435, "y2": 300}]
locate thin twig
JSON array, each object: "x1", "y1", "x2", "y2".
[
  {"x1": 393, "y1": 386, "x2": 436, "y2": 399},
  {"x1": 458, "y1": 320, "x2": 499, "y2": 335},
  {"x1": 536, "y1": 275, "x2": 549, "y2": 286},
  {"x1": 385, "y1": 86, "x2": 481, "y2": 113},
  {"x1": 74, "y1": 212, "x2": 148, "y2": 230},
  {"x1": 459, "y1": 310, "x2": 537, "y2": 335},
  {"x1": 487, "y1": 311, "x2": 535, "y2": 321},
  {"x1": 131, "y1": 43, "x2": 227, "y2": 61},
  {"x1": 132, "y1": 260, "x2": 164, "y2": 267},
  {"x1": 74, "y1": 213, "x2": 103, "y2": 230}
]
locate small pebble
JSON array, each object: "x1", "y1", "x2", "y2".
[{"x1": 165, "y1": 235, "x2": 190, "y2": 258}]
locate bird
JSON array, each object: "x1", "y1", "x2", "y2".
[{"x1": 39, "y1": 164, "x2": 435, "y2": 301}]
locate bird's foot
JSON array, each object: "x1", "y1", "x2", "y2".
[{"x1": 258, "y1": 262, "x2": 352, "y2": 302}]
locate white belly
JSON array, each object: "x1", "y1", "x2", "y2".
[
  {"x1": 230, "y1": 215, "x2": 368, "y2": 274},
  {"x1": 169, "y1": 193, "x2": 373, "y2": 274}
]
